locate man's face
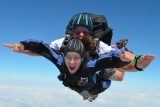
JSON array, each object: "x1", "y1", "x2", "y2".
[
  {"x1": 64, "y1": 52, "x2": 82, "y2": 74},
  {"x1": 73, "y1": 26, "x2": 91, "y2": 39},
  {"x1": 72, "y1": 26, "x2": 93, "y2": 50}
]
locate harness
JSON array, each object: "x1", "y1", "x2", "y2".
[
  {"x1": 57, "y1": 62, "x2": 111, "y2": 94},
  {"x1": 57, "y1": 63, "x2": 92, "y2": 92}
]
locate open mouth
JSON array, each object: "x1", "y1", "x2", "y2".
[{"x1": 69, "y1": 66, "x2": 76, "y2": 71}]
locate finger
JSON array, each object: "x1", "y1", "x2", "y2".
[
  {"x1": 137, "y1": 55, "x2": 155, "y2": 68},
  {"x1": 2, "y1": 44, "x2": 13, "y2": 49},
  {"x1": 147, "y1": 55, "x2": 155, "y2": 60},
  {"x1": 141, "y1": 55, "x2": 155, "y2": 61}
]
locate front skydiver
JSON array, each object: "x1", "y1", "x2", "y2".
[
  {"x1": 3, "y1": 39, "x2": 134, "y2": 102},
  {"x1": 3, "y1": 36, "x2": 154, "y2": 102}
]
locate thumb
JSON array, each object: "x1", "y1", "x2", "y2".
[
  {"x1": 118, "y1": 49, "x2": 123, "y2": 58},
  {"x1": 2, "y1": 44, "x2": 13, "y2": 49}
]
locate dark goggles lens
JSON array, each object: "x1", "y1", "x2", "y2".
[{"x1": 73, "y1": 26, "x2": 91, "y2": 36}]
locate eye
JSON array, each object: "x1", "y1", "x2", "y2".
[
  {"x1": 65, "y1": 56, "x2": 72, "y2": 61},
  {"x1": 83, "y1": 31, "x2": 90, "y2": 36},
  {"x1": 73, "y1": 56, "x2": 81, "y2": 61}
]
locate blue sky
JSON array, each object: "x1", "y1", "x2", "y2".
[{"x1": 0, "y1": 0, "x2": 160, "y2": 107}]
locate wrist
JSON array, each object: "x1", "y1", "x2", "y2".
[{"x1": 133, "y1": 55, "x2": 143, "y2": 71}]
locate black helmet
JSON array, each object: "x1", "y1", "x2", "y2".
[
  {"x1": 71, "y1": 13, "x2": 93, "y2": 32},
  {"x1": 64, "y1": 39, "x2": 86, "y2": 59}
]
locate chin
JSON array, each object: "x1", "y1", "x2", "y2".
[{"x1": 69, "y1": 69, "x2": 77, "y2": 74}]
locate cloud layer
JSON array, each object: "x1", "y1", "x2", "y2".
[{"x1": 0, "y1": 82, "x2": 160, "y2": 107}]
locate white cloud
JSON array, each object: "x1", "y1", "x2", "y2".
[{"x1": 0, "y1": 81, "x2": 160, "y2": 107}]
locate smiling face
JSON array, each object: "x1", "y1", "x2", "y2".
[{"x1": 64, "y1": 52, "x2": 82, "y2": 74}]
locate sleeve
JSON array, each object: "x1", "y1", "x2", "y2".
[
  {"x1": 99, "y1": 41, "x2": 113, "y2": 54},
  {"x1": 20, "y1": 39, "x2": 62, "y2": 66},
  {"x1": 87, "y1": 51, "x2": 129, "y2": 72},
  {"x1": 50, "y1": 38, "x2": 65, "y2": 50},
  {"x1": 95, "y1": 56, "x2": 129, "y2": 69}
]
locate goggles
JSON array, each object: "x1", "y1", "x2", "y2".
[
  {"x1": 64, "y1": 55, "x2": 81, "y2": 62},
  {"x1": 73, "y1": 26, "x2": 91, "y2": 37}
]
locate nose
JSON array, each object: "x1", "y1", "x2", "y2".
[
  {"x1": 79, "y1": 32, "x2": 85, "y2": 36},
  {"x1": 69, "y1": 59, "x2": 76, "y2": 64}
]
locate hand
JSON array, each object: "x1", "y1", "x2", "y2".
[
  {"x1": 118, "y1": 50, "x2": 134, "y2": 62},
  {"x1": 3, "y1": 43, "x2": 40, "y2": 56},
  {"x1": 136, "y1": 55, "x2": 155, "y2": 69},
  {"x1": 2, "y1": 43, "x2": 24, "y2": 53}
]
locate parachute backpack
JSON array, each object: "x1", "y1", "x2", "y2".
[{"x1": 91, "y1": 14, "x2": 113, "y2": 46}]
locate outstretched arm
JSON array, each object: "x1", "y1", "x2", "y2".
[
  {"x1": 2, "y1": 43, "x2": 40, "y2": 56},
  {"x1": 88, "y1": 50, "x2": 134, "y2": 71},
  {"x1": 3, "y1": 40, "x2": 62, "y2": 65},
  {"x1": 108, "y1": 54, "x2": 155, "y2": 81}
]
